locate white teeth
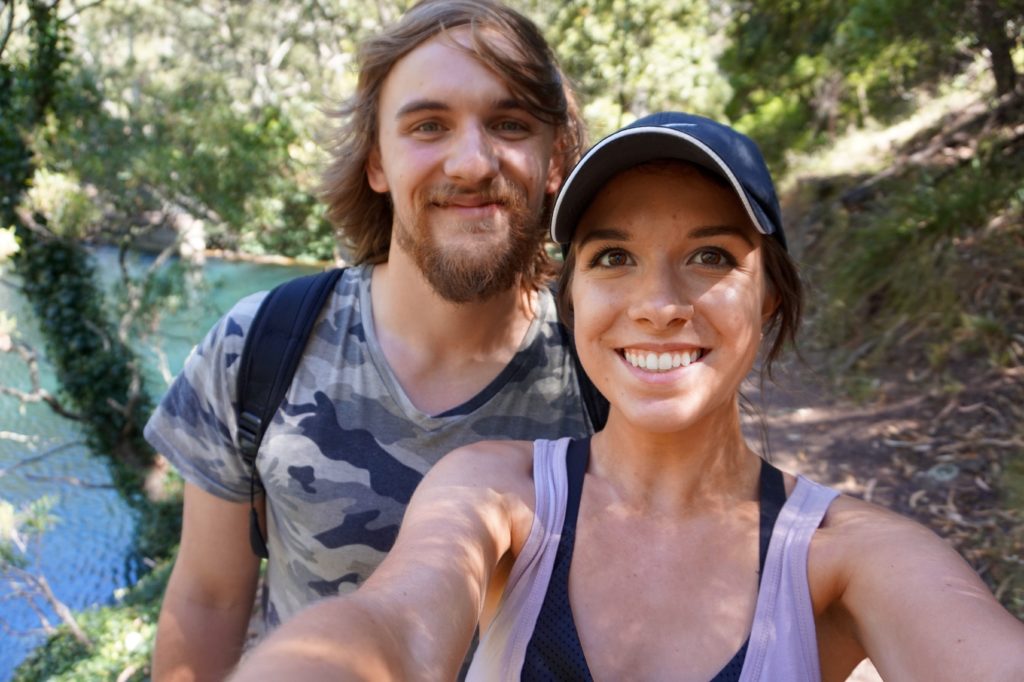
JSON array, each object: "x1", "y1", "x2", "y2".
[{"x1": 623, "y1": 349, "x2": 703, "y2": 372}]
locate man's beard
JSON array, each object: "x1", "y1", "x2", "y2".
[{"x1": 395, "y1": 178, "x2": 544, "y2": 304}]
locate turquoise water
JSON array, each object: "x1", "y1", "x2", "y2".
[{"x1": 0, "y1": 250, "x2": 319, "y2": 678}]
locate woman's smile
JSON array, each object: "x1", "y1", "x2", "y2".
[{"x1": 620, "y1": 347, "x2": 707, "y2": 373}]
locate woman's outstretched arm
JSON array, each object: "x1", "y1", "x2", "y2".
[
  {"x1": 229, "y1": 441, "x2": 535, "y2": 682},
  {"x1": 818, "y1": 497, "x2": 1024, "y2": 681}
]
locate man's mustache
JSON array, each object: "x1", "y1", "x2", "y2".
[{"x1": 423, "y1": 179, "x2": 527, "y2": 209}]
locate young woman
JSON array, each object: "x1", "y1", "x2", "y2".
[{"x1": 231, "y1": 113, "x2": 1024, "y2": 682}]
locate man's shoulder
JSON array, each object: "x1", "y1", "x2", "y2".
[
  {"x1": 529, "y1": 285, "x2": 572, "y2": 348},
  {"x1": 224, "y1": 289, "x2": 270, "y2": 332},
  {"x1": 237, "y1": 265, "x2": 367, "y2": 343}
]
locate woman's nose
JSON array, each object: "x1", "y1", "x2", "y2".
[{"x1": 628, "y1": 267, "x2": 694, "y2": 329}]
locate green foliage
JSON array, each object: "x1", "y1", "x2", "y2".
[
  {"x1": 812, "y1": 131, "x2": 1024, "y2": 374},
  {"x1": 1, "y1": 1, "x2": 67, "y2": 228},
  {"x1": 25, "y1": 0, "x2": 71, "y2": 124},
  {"x1": 721, "y1": 0, "x2": 1022, "y2": 167},
  {"x1": 132, "y1": 470, "x2": 184, "y2": 563},
  {"x1": 0, "y1": 65, "x2": 34, "y2": 228},
  {"x1": 4, "y1": 5, "x2": 155, "y2": 490},
  {"x1": 32, "y1": 64, "x2": 336, "y2": 259},
  {"x1": 527, "y1": 0, "x2": 731, "y2": 138},
  {"x1": 23, "y1": 169, "x2": 101, "y2": 239},
  {"x1": 0, "y1": 497, "x2": 57, "y2": 568},
  {"x1": 44, "y1": 0, "x2": 384, "y2": 261},
  {"x1": 11, "y1": 635, "x2": 93, "y2": 682},
  {"x1": 12, "y1": 231, "x2": 155, "y2": 484},
  {"x1": 12, "y1": 555, "x2": 174, "y2": 682}
]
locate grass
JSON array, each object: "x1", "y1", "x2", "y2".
[{"x1": 802, "y1": 124, "x2": 1024, "y2": 382}]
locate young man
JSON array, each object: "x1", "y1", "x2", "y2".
[{"x1": 144, "y1": 1, "x2": 593, "y2": 679}]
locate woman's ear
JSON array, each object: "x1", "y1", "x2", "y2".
[
  {"x1": 366, "y1": 146, "x2": 388, "y2": 194},
  {"x1": 761, "y1": 286, "x2": 780, "y2": 327}
]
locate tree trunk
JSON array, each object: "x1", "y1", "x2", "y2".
[{"x1": 973, "y1": 0, "x2": 1019, "y2": 96}]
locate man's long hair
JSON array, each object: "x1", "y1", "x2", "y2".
[{"x1": 320, "y1": 0, "x2": 586, "y2": 291}]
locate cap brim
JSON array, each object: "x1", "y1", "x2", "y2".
[{"x1": 550, "y1": 126, "x2": 775, "y2": 245}]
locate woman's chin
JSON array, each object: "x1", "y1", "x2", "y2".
[{"x1": 612, "y1": 407, "x2": 703, "y2": 435}]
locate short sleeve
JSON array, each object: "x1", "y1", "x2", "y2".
[{"x1": 143, "y1": 291, "x2": 267, "y2": 502}]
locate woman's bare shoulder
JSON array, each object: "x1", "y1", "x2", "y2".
[
  {"x1": 816, "y1": 491, "x2": 937, "y2": 547},
  {"x1": 809, "y1": 490, "x2": 946, "y2": 573},
  {"x1": 422, "y1": 439, "x2": 538, "y2": 510},
  {"x1": 805, "y1": 486, "x2": 958, "y2": 614},
  {"x1": 433, "y1": 439, "x2": 535, "y2": 481},
  {"x1": 806, "y1": 489, "x2": 1024, "y2": 679}
]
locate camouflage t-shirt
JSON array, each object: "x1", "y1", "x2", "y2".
[{"x1": 144, "y1": 265, "x2": 592, "y2": 630}]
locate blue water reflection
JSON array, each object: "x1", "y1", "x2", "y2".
[{"x1": 0, "y1": 249, "x2": 319, "y2": 678}]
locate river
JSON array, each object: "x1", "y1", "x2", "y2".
[{"x1": 0, "y1": 249, "x2": 319, "y2": 678}]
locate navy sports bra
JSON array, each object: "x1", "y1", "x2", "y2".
[{"x1": 521, "y1": 438, "x2": 787, "y2": 681}]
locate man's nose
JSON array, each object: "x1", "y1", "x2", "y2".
[{"x1": 444, "y1": 124, "x2": 500, "y2": 183}]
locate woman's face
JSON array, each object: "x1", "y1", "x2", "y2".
[{"x1": 570, "y1": 163, "x2": 775, "y2": 434}]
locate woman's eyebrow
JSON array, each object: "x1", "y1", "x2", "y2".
[
  {"x1": 689, "y1": 225, "x2": 755, "y2": 247},
  {"x1": 576, "y1": 227, "x2": 629, "y2": 249}
]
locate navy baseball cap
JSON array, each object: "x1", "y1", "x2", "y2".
[{"x1": 550, "y1": 111, "x2": 787, "y2": 251}]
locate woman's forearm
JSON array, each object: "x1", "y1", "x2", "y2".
[{"x1": 229, "y1": 594, "x2": 412, "y2": 682}]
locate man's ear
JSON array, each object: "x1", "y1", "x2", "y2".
[
  {"x1": 366, "y1": 146, "x2": 388, "y2": 194},
  {"x1": 545, "y1": 136, "x2": 567, "y2": 195}
]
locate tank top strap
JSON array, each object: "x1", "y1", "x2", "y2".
[
  {"x1": 758, "y1": 459, "x2": 786, "y2": 576},
  {"x1": 562, "y1": 436, "x2": 591, "y2": 535}
]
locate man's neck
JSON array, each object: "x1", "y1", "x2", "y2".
[{"x1": 367, "y1": 251, "x2": 539, "y2": 415}]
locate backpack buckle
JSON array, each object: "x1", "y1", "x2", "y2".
[{"x1": 238, "y1": 410, "x2": 262, "y2": 463}]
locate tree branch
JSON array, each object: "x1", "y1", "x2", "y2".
[
  {"x1": 0, "y1": 440, "x2": 85, "y2": 478},
  {"x1": 0, "y1": 339, "x2": 85, "y2": 421},
  {"x1": 0, "y1": 277, "x2": 25, "y2": 294},
  {"x1": 4, "y1": 567, "x2": 92, "y2": 647},
  {"x1": 0, "y1": 0, "x2": 16, "y2": 63},
  {"x1": 58, "y1": 0, "x2": 105, "y2": 25},
  {"x1": 14, "y1": 207, "x2": 58, "y2": 239}
]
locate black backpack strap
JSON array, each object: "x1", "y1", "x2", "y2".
[
  {"x1": 571, "y1": 337, "x2": 609, "y2": 432},
  {"x1": 546, "y1": 278, "x2": 609, "y2": 432},
  {"x1": 554, "y1": 315, "x2": 609, "y2": 432},
  {"x1": 236, "y1": 267, "x2": 345, "y2": 558}
]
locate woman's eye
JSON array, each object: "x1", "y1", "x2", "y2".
[
  {"x1": 413, "y1": 121, "x2": 443, "y2": 134},
  {"x1": 690, "y1": 248, "x2": 734, "y2": 267},
  {"x1": 594, "y1": 249, "x2": 632, "y2": 267}
]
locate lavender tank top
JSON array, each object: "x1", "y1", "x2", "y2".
[{"x1": 466, "y1": 437, "x2": 840, "y2": 682}]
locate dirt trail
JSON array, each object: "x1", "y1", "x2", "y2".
[{"x1": 743, "y1": 351, "x2": 1024, "y2": 681}]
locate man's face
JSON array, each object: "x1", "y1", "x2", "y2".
[{"x1": 367, "y1": 28, "x2": 562, "y2": 303}]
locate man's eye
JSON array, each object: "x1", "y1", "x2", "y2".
[
  {"x1": 495, "y1": 119, "x2": 529, "y2": 134},
  {"x1": 413, "y1": 121, "x2": 443, "y2": 133}
]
